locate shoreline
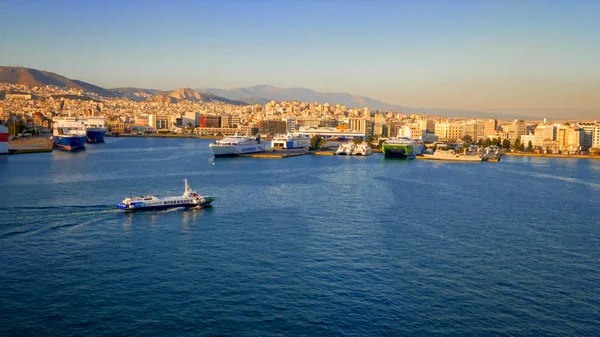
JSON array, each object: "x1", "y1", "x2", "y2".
[{"x1": 503, "y1": 153, "x2": 600, "y2": 160}]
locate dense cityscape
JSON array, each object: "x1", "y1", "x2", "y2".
[{"x1": 1, "y1": 82, "x2": 599, "y2": 154}]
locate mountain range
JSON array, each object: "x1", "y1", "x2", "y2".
[
  {"x1": 0, "y1": 66, "x2": 534, "y2": 119},
  {"x1": 0, "y1": 66, "x2": 117, "y2": 97}
]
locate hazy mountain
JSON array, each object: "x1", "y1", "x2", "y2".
[
  {"x1": 0, "y1": 66, "x2": 117, "y2": 97},
  {"x1": 196, "y1": 85, "x2": 533, "y2": 119},
  {"x1": 110, "y1": 87, "x2": 168, "y2": 101},
  {"x1": 150, "y1": 88, "x2": 247, "y2": 106}
]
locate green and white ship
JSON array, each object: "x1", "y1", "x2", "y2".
[{"x1": 381, "y1": 137, "x2": 424, "y2": 159}]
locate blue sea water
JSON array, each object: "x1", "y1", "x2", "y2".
[{"x1": 1, "y1": 137, "x2": 599, "y2": 336}]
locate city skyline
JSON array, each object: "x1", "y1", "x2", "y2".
[{"x1": 1, "y1": 0, "x2": 599, "y2": 118}]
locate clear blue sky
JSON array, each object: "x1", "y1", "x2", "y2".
[{"x1": 1, "y1": 0, "x2": 599, "y2": 117}]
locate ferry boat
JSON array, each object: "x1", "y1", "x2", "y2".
[
  {"x1": 0, "y1": 124, "x2": 8, "y2": 154},
  {"x1": 352, "y1": 142, "x2": 373, "y2": 156},
  {"x1": 117, "y1": 179, "x2": 216, "y2": 211},
  {"x1": 209, "y1": 133, "x2": 266, "y2": 157},
  {"x1": 421, "y1": 149, "x2": 483, "y2": 162},
  {"x1": 271, "y1": 133, "x2": 310, "y2": 149},
  {"x1": 52, "y1": 117, "x2": 88, "y2": 151},
  {"x1": 83, "y1": 116, "x2": 106, "y2": 143},
  {"x1": 382, "y1": 137, "x2": 418, "y2": 159},
  {"x1": 335, "y1": 142, "x2": 356, "y2": 155}
]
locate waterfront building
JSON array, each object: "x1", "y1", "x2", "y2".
[
  {"x1": 521, "y1": 134, "x2": 536, "y2": 148},
  {"x1": 503, "y1": 120, "x2": 527, "y2": 142},
  {"x1": 297, "y1": 126, "x2": 365, "y2": 139},
  {"x1": 593, "y1": 124, "x2": 600, "y2": 150},
  {"x1": 577, "y1": 122, "x2": 597, "y2": 150},
  {"x1": 484, "y1": 119, "x2": 498, "y2": 138},
  {"x1": 434, "y1": 122, "x2": 464, "y2": 142},
  {"x1": 182, "y1": 112, "x2": 200, "y2": 128}
]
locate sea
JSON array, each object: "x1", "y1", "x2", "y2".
[{"x1": 1, "y1": 137, "x2": 599, "y2": 336}]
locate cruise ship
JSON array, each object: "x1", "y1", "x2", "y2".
[
  {"x1": 271, "y1": 133, "x2": 310, "y2": 149},
  {"x1": 209, "y1": 133, "x2": 266, "y2": 157},
  {"x1": 421, "y1": 149, "x2": 483, "y2": 162},
  {"x1": 117, "y1": 179, "x2": 215, "y2": 212},
  {"x1": 382, "y1": 137, "x2": 420, "y2": 159},
  {"x1": 83, "y1": 116, "x2": 106, "y2": 143},
  {"x1": 52, "y1": 117, "x2": 88, "y2": 151}
]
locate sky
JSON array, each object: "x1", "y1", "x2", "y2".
[{"x1": 1, "y1": 0, "x2": 599, "y2": 118}]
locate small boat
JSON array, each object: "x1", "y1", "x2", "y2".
[{"x1": 117, "y1": 179, "x2": 215, "y2": 211}]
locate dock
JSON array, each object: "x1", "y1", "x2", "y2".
[
  {"x1": 6, "y1": 137, "x2": 53, "y2": 154},
  {"x1": 239, "y1": 149, "x2": 309, "y2": 159}
]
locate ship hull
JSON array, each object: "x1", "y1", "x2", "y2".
[
  {"x1": 210, "y1": 144, "x2": 266, "y2": 157},
  {"x1": 86, "y1": 128, "x2": 106, "y2": 143},
  {"x1": 53, "y1": 135, "x2": 87, "y2": 151},
  {"x1": 382, "y1": 145, "x2": 414, "y2": 159},
  {"x1": 117, "y1": 197, "x2": 215, "y2": 212},
  {"x1": 422, "y1": 154, "x2": 482, "y2": 162}
]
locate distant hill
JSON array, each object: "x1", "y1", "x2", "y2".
[
  {"x1": 0, "y1": 66, "x2": 117, "y2": 97},
  {"x1": 110, "y1": 87, "x2": 168, "y2": 101},
  {"x1": 196, "y1": 85, "x2": 532, "y2": 119},
  {"x1": 150, "y1": 88, "x2": 247, "y2": 106}
]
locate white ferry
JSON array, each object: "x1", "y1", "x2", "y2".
[
  {"x1": 209, "y1": 133, "x2": 266, "y2": 157},
  {"x1": 335, "y1": 142, "x2": 356, "y2": 155},
  {"x1": 117, "y1": 179, "x2": 215, "y2": 211},
  {"x1": 271, "y1": 133, "x2": 310, "y2": 149},
  {"x1": 352, "y1": 142, "x2": 373, "y2": 156},
  {"x1": 421, "y1": 149, "x2": 483, "y2": 162}
]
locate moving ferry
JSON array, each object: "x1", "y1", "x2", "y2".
[{"x1": 117, "y1": 179, "x2": 216, "y2": 211}]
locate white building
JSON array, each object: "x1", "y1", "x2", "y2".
[
  {"x1": 434, "y1": 122, "x2": 464, "y2": 142},
  {"x1": 182, "y1": 112, "x2": 200, "y2": 128}
]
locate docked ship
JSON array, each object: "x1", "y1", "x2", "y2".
[
  {"x1": 352, "y1": 142, "x2": 373, "y2": 156},
  {"x1": 0, "y1": 124, "x2": 8, "y2": 154},
  {"x1": 52, "y1": 117, "x2": 88, "y2": 151},
  {"x1": 209, "y1": 133, "x2": 266, "y2": 157},
  {"x1": 421, "y1": 149, "x2": 483, "y2": 162},
  {"x1": 83, "y1": 116, "x2": 106, "y2": 143},
  {"x1": 271, "y1": 133, "x2": 310, "y2": 149},
  {"x1": 117, "y1": 179, "x2": 215, "y2": 212},
  {"x1": 382, "y1": 137, "x2": 419, "y2": 159},
  {"x1": 335, "y1": 142, "x2": 356, "y2": 155}
]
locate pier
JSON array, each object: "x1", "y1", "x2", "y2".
[{"x1": 6, "y1": 137, "x2": 53, "y2": 155}]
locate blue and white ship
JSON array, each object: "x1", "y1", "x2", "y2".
[
  {"x1": 52, "y1": 117, "x2": 88, "y2": 151},
  {"x1": 271, "y1": 133, "x2": 310, "y2": 149},
  {"x1": 83, "y1": 116, "x2": 106, "y2": 143},
  {"x1": 117, "y1": 179, "x2": 216, "y2": 212},
  {"x1": 209, "y1": 133, "x2": 265, "y2": 157}
]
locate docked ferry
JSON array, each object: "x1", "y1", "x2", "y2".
[
  {"x1": 271, "y1": 133, "x2": 310, "y2": 149},
  {"x1": 421, "y1": 149, "x2": 483, "y2": 162},
  {"x1": 83, "y1": 116, "x2": 106, "y2": 143},
  {"x1": 117, "y1": 179, "x2": 216, "y2": 211},
  {"x1": 382, "y1": 137, "x2": 419, "y2": 159},
  {"x1": 52, "y1": 117, "x2": 88, "y2": 151},
  {"x1": 0, "y1": 124, "x2": 8, "y2": 154},
  {"x1": 210, "y1": 133, "x2": 266, "y2": 157}
]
